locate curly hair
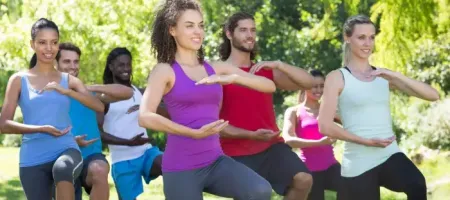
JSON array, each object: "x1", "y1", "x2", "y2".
[{"x1": 151, "y1": 0, "x2": 204, "y2": 64}]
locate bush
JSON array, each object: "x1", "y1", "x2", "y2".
[
  {"x1": 417, "y1": 98, "x2": 450, "y2": 150},
  {"x1": 2, "y1": 134, "x2": 22, "y2": 147}
]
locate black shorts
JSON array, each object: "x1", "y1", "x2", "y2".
[
  {"x1": 75, "y1": 153, "x2": 109, "y2": 200},
  {"x1": 232, "y1": 142, "x2": 310, "y2": 195}
]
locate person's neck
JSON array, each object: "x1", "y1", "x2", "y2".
[
  {"x1": 33, "y1": 62, "x2": 56, "y2": 75},
  {"x1": 347, "y1": 57, "x2": 372, "y2": 73},
  {"x1": 175, "y1": 48, "x2": 199, "y2": 67},
  {"x1": 303, "y1": 98, "x2": 320, "y2": 110},
  {"x1": 226, "y1": 48, "x2": 252, "y2": 68}
]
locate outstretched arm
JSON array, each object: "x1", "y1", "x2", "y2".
[
  {"x1": 378, "y1": 69, "x2": 440, "y2": 101},
  {"x1": 88, "y1": 84, "x2": 134, "y2": 103},
  {"x1": 68, "y1": 75, "x2": 104, "y2": 112},
  {"x1": 212, "y1": 61, "x2": 276, "y2": 93},
  {"x1": 273, "y1": 62, "x2": 315, "y2": 91}
]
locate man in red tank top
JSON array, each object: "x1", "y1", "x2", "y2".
[{"x1": 218, "y1": 12, "x2": 316, "y2": 200}]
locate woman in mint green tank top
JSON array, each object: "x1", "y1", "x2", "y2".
[
  {"x1": 0, "y1": 18, "x2": 104, "y2": 200},
  {"x1": 318, "y1": 15, "x2": 439, "y2": 200}
]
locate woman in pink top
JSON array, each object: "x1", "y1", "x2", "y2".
[{"x1": 282, "y1": 69, "x2": 342, "y2": 200}]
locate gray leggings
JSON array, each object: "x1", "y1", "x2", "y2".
[
  {"x1": 163, "y1": 155, "x2": 272, "y2": 200},
  {"x1": 20, "y1": 148, "x2": 83, "y2": 200}
]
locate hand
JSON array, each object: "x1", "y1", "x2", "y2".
[
  {"x1": 251, "y1": 129, "x2": 280, "y2": 141},
  {"x1": 249, "y1": 61, "x2": 282, "y2": 74},
  {"x1": 127, "y1": 133, "x2": 151, "y2": 146},
  {"x1": 40, "y1": 125, "x2": 72, "y2": 137},
  {"x1": 75, "y1": 135, "x2": 99, "y2": 147},
  {"x1": 191, "y1": 120, "x2": 229, "y2": 139},
  {"x1": 368, "y1": 68, "x2": 398, "y2": 81},
  {"x1": 195, "y1": 74, "x2": 238, "y2": 85},
  {"x1": 319, "y1": 136, "x2": 336, "y2": 145},
  {"x1": 363, "y1": 136, "x2": 396, "y2": 148},
  {"x1": 39, "y1": 82, "x2": 70, "y2": 95}
]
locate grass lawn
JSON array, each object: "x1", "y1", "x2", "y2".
[{"x1": 0, "y1": 147, "x2": 449, "y2": 200}]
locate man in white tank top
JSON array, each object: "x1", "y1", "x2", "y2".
[{"x1": 97, "y1": 48, "x2": 168, "y2": 200}]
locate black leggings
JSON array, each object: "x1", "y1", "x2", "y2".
[
  {"x1": 337, "y1": 152, "x2": 427, "y2": 200},
  {"x1": 308, "y1": 163, "x2": 341, "y2": 200},
  {"x1": 20, "y1": 148, "x2": 83, "y2": 200}
]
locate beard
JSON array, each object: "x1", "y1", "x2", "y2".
[{"x1": 231, "y1": 37, "x2": 256, "y2": 53}]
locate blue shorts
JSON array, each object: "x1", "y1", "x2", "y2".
[{"x1": 111, "y1": 146, "x2": 163, "y2": 200}]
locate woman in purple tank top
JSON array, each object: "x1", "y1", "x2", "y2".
[
  {"x1": 138, "y1": 1, "x2": 277, "y2": 200},
  {"x1": 282, "y1": 70, "x2": 342, "y2": 200}
]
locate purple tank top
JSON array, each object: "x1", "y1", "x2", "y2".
[
  {"x1": 161, "y1": 61, "x2": 224, "y2": 172},
  {"x1": 296, "y1": 106, "x2": 337, "y2": 171}
]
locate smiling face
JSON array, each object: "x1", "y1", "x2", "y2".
[
  {"x1": 109, "y1": 54, "x2": 132, "y2": 82},
  {"x1": 306, "y1": 76, "x2": 325, "y2": 101},
  {"x1": 57, "y1": 50, "x2": 80, "y2": 77},
  {"x1": 345, "y1": 23, "x2": 376, "y2": 61},
  {"x1": 30, "y1": 28, "x2": 59, "y2": 65},
  {"x1": 228, "y1": 19, "x2": 256, "y2": 53},
  {"x1": 169, "y1": 9, "x2": 204, "y2": 52}
]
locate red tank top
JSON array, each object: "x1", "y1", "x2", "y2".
[{"x1": 219, "y1": 67, "x2": 284, "y2": 156}]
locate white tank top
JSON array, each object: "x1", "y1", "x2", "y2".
[{"x1": 103, "y1": 85, "x2": 151, "y2": 164}]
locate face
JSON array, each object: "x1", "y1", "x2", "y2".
[
  {"x1": 305, "y1": 76, "x2": 325, "y2": 101},
  {"x1": 30, "y1": 29, "x2": 59, "y2": 65},
  {"x1": 345, "y1": 24, "x2": 376, "y2": 60},
  {"x1": 228, "y1": 19, "x2": 256, "y2": 53},
  {"x1": 169, "y1": 9, "x2": 204, "y2": 51},
  {"x1": 109, "y1": 54, "x2": 132, "y2": 81},
  {"x1": 57, "y1": 50, "x2": 80, "y2": 77}
]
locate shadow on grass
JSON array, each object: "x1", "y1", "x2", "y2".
[{"x1": 0, "y1": 178, "x2": 25, "y2": 200}]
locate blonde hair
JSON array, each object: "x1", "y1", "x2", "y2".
[{"x1": 342, "y1": 14, "x2": 375, "y2": 66}]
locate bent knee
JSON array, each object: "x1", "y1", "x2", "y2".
[
  {"x1": 53, "y1": 160, "x2": 82, "y2": 184},
  {"x1": 292, "y1": 172, "x2": 313, "y2": 189},
  {"x1": 88, "y1": 161, "x2": 109, "y2": 183}
]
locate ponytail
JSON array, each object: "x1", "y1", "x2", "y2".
[
  {"x1": 343, "y1": 42, "x2": 351, "y2": 66},
  {"x1": 298, "y1": 90, "x2": 306, "y2": 104},
  {"x1": 29, "y1": 53, "x2": 37, "y2": 69}
]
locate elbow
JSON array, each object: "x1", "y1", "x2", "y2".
[
  {"x1": 318, "y1": 121, "x2": 333, "y2": 137},
  {"x1": 138, "y1": 111, "x2": 156, "y2": 129},
  {"x1": 123, "y1": 88, "x2": 134, "y2": 99},
  {"x1": 428, "y1": 90, "x2": 440, "y2": 102},
  {"x1": 94, "y1": 102, "x2": 104, "y2": 113},
  {"x1": 266, "y1": 81, "x2": 276, "y2": 93}
]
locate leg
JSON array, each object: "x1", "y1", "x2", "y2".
[
  {"x1": 142, "y1": 147, "x2": 163, "y2": 185},
  {"x1": 163, "y1": 169, "x2": 205, "y2": 200},
  {"x1": 74, "y1": 178, "x2": 83, "y2": 200},
  {"x1": 379, "y1": 153, "x2": 427, "y2": 200},
  {"x1": 324, "y1": 163, "x2": 342, "y2": 192},
  {"x1": 337, "y1": 165, "x2": 381, "y2": 200},
  {"x1": 266, "y1": 143, "x2": 313, "y2": 200},
  {"x1": 82, "y1": 154, "x2": 110, "y2": 200},
  {"x1": 307, "y1": 170, "x2": 326, "y2": 200},
  {"x1": 53, "y1": 148, "x2": 83, "y2": 200},
  {"x1": 20, "y1": 162, "x2": 54, "y2": 200},
  {"x1": 111, "y1": 156, "x2": 144, "y2": 200},
  {"x1": 204, "y1": 156, "x2": 272, "y2": 200}
]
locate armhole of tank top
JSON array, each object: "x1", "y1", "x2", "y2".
[
  {"x1": 338, "y1": 68, "x2": 346, "y2": 86},
  {"x1": 104, "y1": 103, "x2": 110, "y2": 115}
]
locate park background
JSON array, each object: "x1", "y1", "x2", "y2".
[{"x1": 0, "y1": 0, "x2": 449, "y2": 199}]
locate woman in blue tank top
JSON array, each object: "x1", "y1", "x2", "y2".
[
  {"x1": 318, "y1": 15, "x2": 440, "y2": 200},
  {"x1": 0, "y1": 18, "x2": 104, "y2": 200},
  {"x1": 139, "y1": 1, "x2": 277, "y2": 199}
]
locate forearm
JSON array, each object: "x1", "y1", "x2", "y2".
[
  {"x1": 219, "y1": 125, "x2": 254, "y2": 139},
  {"x1": 89, "y1": 84, "x2": 133, "y2": 101},
  {"x1": 0, "y1": 120, "x2": 42, "y2": 134},
  {"x1": 67, "y1": 90, "x2": 104, "y2": 112},
  {"x1": 100, "y1": 131, "x2": 131, "y2": 145},
  {"x1": 319, "y1": 122, "x2": 366, "y2": 145},
  {"x1": 393, "y1": 73, "x2": 440, "y2": 101},
  {"x1": 278, "y1": 63, "x2": 314, "y2": 90},
  {"x1": 138, "y1": 112, "x2": 196, "y2": 138},
  {"x1": 284, "y1": 135, "x2": 325, "y2": 148},
  {"x1": 234, "y1": 75, "x2": 276, "y2": 93}
]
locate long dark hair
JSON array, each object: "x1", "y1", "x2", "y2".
[
  {"x1": 103, "y1": 47, "x2": 132, "y2": 85},
  {"x1": 29, "y1": 18, "x2": 59, "y2": 69},
  {"x1": 150, "y1": 0, "x2": 204, "y2": 64},
  {"x1": 298, "y1": 69, "x2": 325, "y2": 103},
  {"x1": 219, "y1": 12, "x2": 256, "y2": 61}
]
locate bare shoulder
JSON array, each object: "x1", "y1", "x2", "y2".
[{"x1": 325, "y1": 69, "x2": 344, "y2": 89}]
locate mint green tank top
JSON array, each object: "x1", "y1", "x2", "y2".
[{"x1": 338, "y1": 67, "x2": 400, "y2": 177}]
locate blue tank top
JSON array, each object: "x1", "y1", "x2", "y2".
[
  {"x1": 19, "y1": 72, "x2": 79, "y2": 167},
  {"x1": 161, "y1": 61, "x2": 224, "y2": 172},
  {"x1": 69, "y1": 96, "x2": 102, "y2": 159}
]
